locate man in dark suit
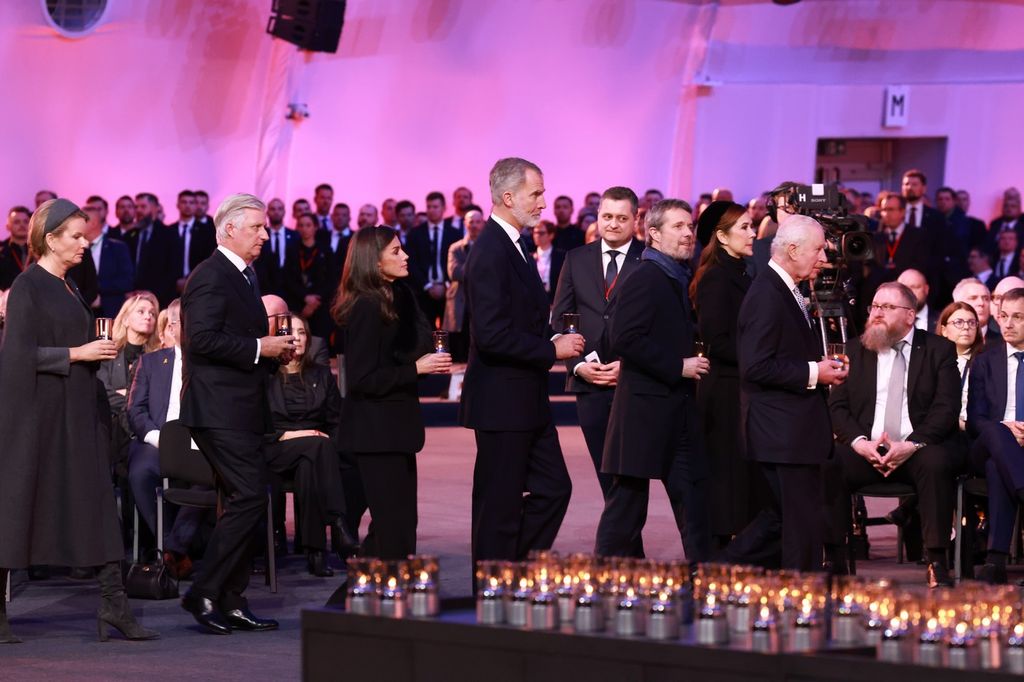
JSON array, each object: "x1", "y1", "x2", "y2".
[
  {"x1": 179, "y1": 194, "x2": 295, "y2": 634},
  {"x1": 130, "y1": 192, "x2": 177, "y2": 307},
  {"x1": 254, "y1": 198, "x2": 297, "y2": 297},
  {"x1": 0, "y1": 206, "x2": 32, "y2": 290},
  {"x1": 902, "y1": 170, "x2": 959, "y2": 306},
  {"x1": 986, "y1": 193, "x2": 1023, "y2": 256},
  {"x1": 728, "y1": 215, "x2": 848, "y2": 571},
  {"x1": 967, "y1": 287, "x2": 1024, "y2": 584},
  {"x1": 407, "y1": 191, "x2": 461, "y2": 327},
  {"x1": 107, "y1": 195, "x2": 136, "y2": 242},
  {"x1": 958, "y1": 189, "x2": 993, "y2": 252},
  {"x1": 593, "y1": 199, "x2": 712, "y2": 561},
  {"x1": 954, "y1": 277, "x2": 1002, "y2": 347},
  {"x1": 459, "y1": 157, "x2": 584, "y2": 567},
  {"x1": 530, "y1": 221, "x2": 565, "y2": 303},
  {"x1": 168, "y1": 190, "x2": 217, "y2": 297},
  {"x1": 859, "y1": 193, "x2": 932, "y2": 323},
  {"x1": 551, "y1": 187, "x2": 644, "y2": 502},
  {"x1": 551, "y1": 195, "x2": 584, "y2": 252},
  {"x1": 897, "y1": 269, "x2": 939, "y2": 333},
  {"x1": 828, "y1": 282, "x2": 961, "y2": 586},
  {"x1": 127, "y1": 299, "x2": 207, "y2": 577},
  {"x1": 443, "y1": 207, "x2": 484, "y2": 362},
  {"x1": 83, "y1": 199, "x2": 134, "y2": 318}
]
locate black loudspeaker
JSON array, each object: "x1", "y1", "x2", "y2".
[{"x1": 267, "y1": 0, "x2": 346, "y2": 53}]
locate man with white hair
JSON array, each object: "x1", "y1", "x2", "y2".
[
  {"x1": 179, "y1": 194, "x2": 295, "y2": 635},
  {"x1": 726, "y1": 215, "x2": 848, "y2": 572},
  {"x1": 954, "y1": 277, "x2": 1001, "y2": 346}
]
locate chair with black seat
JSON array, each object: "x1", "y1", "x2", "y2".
[
  {"x1": 157, "y1": 419, "x2": 279, "y2": 593},
  {"x1": 953, "y1": 476, "x2": 1024, "y2": 582},
  {"x1": 847, "y1": 481, "x2": 917, "y2": 575}
]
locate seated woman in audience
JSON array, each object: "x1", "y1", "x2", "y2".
[
  {"x1": 937, "y1": 301, "x2": 982, "y2": 431},
  {"x1": 0, "y1": 199, "x2": 156, "y2": 642},
  {"x1": 98, "y1": 291, "x2": 160, "y2": 472},
  {"x1": 284, "y1": 212, "x2": 333, "y2": 341},
  {"x1": 332, "y1": 226, "x2": 450, "y2": 560},
  {"x1": 265, "y1": 314, "x2": 358, "y2": 576}
]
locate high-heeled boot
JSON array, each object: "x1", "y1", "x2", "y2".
[
  {"x1": 0, "y1": 569, "x2": 22, "y2": 644},
  {"x1": 96, "y1": 562, "x2": 159, "y2": 642}
]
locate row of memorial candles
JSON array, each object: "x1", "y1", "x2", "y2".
[{"x1": 344, "y1": 556, "x2": 440, "y2": 618}]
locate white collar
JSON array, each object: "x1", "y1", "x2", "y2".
[
  {"x1": 602, "y1": 239, "x2": 630, "y2": 255},
  {"x1": 897, "y1": 326, "x2": 915, "y2": 348},
  {"x1": 490, "y1": 212, "x2": 523, "y2": 245},
  {"x1": 768, "y1": 258, "x2": 799, "y2": 291},
  {"x1": 217, "y1": 244, "x2": 248, "y2": 272},
  {"x1": 1007, "y1": 342, "x2": 1024, "y2": 359}
]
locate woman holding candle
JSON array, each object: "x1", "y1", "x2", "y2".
[
  {"x1": 0, "y1": 199, "x2": 157, "y2": 643},
  {"x1": 332, "y1": 226, "x2": 451, "y2": 560},
  {"x1": 265, "y1": 314, "x2": 359, "y2": 576}
]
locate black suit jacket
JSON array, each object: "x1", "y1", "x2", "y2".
[
  {"x1": 738, "y1": 265, "x2": 833, "y2": 464},
  {"x1": 132, "y1": 221, "x2": 178, "y2": 307},
  {"x1": 829, "y1": 330, "x2": 960, "y2": 446},
  {"x1": 406, "y1": 222, "x2": 461, "y2": 289},
  {"x1": 168, "y1": 221, "x2": 217, "y2": 279},
  {"x1": 254, "y1": 227, "x2": 299, "y2": 297},
  {"x1": 601, "y1": 259, "x2": 696, "y2": 479},
  {"x1": 552, "y1": 225, "x2": 585, "y2": 252},
  {"x1": 0, "y1": 240, "x2": 29, "y2": 290},
  {"x1": 127, "y1": 347, "x2": 175, "y2": 438},
  {"x1": 536, "y1": 248, "x2": 566, "y2": 302},
  {"x1": 94, "y1": 237, "x2": 135, "y2": 318},
  {"x1": 550, "y1": 239, "x2": 644, "y2": 392},
  {"x1": 180, "y1": 250, "x2": 275, "y2": 433},
  {"x1": 967, "y1": 341, "x2": 1014, "y2": 439},
  {"x1": 338, "y1": 282, "x2": 429, "y2": 453},
  {"x1": 267, "y1": 364, "x2": 340, "y2": 444},
  {"x1": 458, "y1": 219, "x2": 556, "y2": 431}
]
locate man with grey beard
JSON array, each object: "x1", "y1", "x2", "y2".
[{"x1": 828, "y1": 282, "x2": 961, "y2": 586}]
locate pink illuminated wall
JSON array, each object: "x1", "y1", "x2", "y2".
[{"x1": 1, "y1": 0, "x2": 1022, "y2": 237}]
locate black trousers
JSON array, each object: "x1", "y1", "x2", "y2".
[
  {"x1": 354, "y1": 452, "x2": 417, "y2": 560},
  {"x1": 471, "y1": 419, "x2": 572, "y2": 564},
  {"x1": 593, "y1": 415, "x2": 711, "y2": 562},
  {"x1": 265, "y1": 436, "x2": 345, "y2": 551},
  {"x1": 973, "y1": 422, "x2": 1024, "y2": 554},
  {"x1": 830, "y1": 442, "x2": 959, "y2": 551},
  {"x1": 575, "y1": 390, "x2": 615, "y2": 499},
  {"x1": 190, "y1": 427, "x2": 267, "y2": 611}
]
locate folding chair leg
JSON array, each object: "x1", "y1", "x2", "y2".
[
  {"x1": 266, "y1": 488, "x2": 277, "y2": 594},
  {"x1": 156, "y1": 487, "x2": 165, "y2": 555},
  {"x1": 133, "y1": 507, "x2": 140, "y2": 563},
  {"x1": 954, "y1": 479, "x2": 964, "y2": 583},
  {"x1": 897, "y1": 526, "x2": 904, "y2": 564}
]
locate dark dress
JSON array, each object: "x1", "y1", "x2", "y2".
[
  {"x1": 0, "y1": 264, "x2": 122, "y2": 568},
  {"x1": 283, "y1": 241, "x2": 334, "y2": 340},
  {"x1": 694, "y1": 252, "x2": 764, "y2": 538}
]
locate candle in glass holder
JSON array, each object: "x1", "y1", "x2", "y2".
[
  {"x1": 1006, "y1": 623, "x2": 1024, "y2": 674},
  {"x1": 864, "y1": 601, "x2": 885, "y2": 646},
  {"x1": 409, "y1": 569, "x2": 439, "y2": 618},
  {"x1": 947, "y1": 621, "x2": 975, "y2": 670},
  {"x1": 978, "y1": 617, "x2": 1001, "y2": 670},
  {"x1": 477, "y1": 577, "x2": 505, "y2": 625},
  {"x1": 730, "y1": 586, "x2": 752, "y2": 634},
  {"x1": 507, "y1": 578, "x2": 532, "y2": 627},
  {"x1": 379, "y1": 576, "x2": 406, "y2": 618},
  {"x1": 95, "y1": 317, "x2": 113, "y2": 341},
  {"x1": 573, "y1": 584, "x2": 604, "y2": 633},
  {"x1": 751, "y1": 604, "x2": 779, "y2": 653},
  {"x1": 615, "y1": 588, "x2": 644, "y2": 637},
  {"x1": 431, "y1": 330, "x2": 449, "y2": 354},
  {"x1": 833, "y1": 594, "x2": 860, "y2": 644},
  {"x1": 696, "y1": 594, "x2": 729, "y2": 645},
  {"x1": 917, "y1": 618, "x2": 943, "y2": 667},
  {"x1": 647, "y1": 591, "x2": 679, "y2": 641},
  {"x1": 879, "y1": 618, "x2": 907, "y2": 664},
  {"x1": 561, "y1": 312, "x2": 581, "y2": 335},
  {"x1": 556, "y1": 574, "x2": 575, "y2": 623},
  {"x1": 529, "y1": 584, "x2": 557, "y2": 631},
  {"x1": 346, "y1": 572, "x2": 377, "y2": 615},
  {"x1": 790, "y1": 600, "x2": 819, "y2": 652}
]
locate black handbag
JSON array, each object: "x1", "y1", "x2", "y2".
[{"x1": 125, "y1": 558, "x2": 179, "y2": 600}]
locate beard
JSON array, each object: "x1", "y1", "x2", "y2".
[
  {"x1": 510, "y1": 203, "x2": 540, "y2": 229},
  {"x1": 860, "y1": 319, "x2": 904, "y2": 353}
]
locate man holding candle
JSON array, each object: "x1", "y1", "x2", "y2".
[
  {"x1": 594, "y1": 199, "x2": 711, "y2": 561},
  {"x1": 459, "y1": 157, "x2": 584, "y2": 569}
]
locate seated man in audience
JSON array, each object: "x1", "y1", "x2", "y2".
[
  {"x1": 828, "y1": 282, "x2": 961, "y2": 586},
  {"x1": 954, "y1": 277, "x2": 1001, "y2": 346},
  {"x1": 968, "y1": 287, "x2": 1024, "y2": 584},
  {"x1": 990, "y1": 276, "x2": 1024, "y2": 339},
  {"x1": 126, "y1": 299, "x2": 207, "y2": 577}
]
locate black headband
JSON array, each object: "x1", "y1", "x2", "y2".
[{"x1": 43, "y1": 198, "x2": 81, "y2": 234}]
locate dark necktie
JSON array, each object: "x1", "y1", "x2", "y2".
[
  {"x1": 517, "y1": 235, "x2": 531, "y2": 262},
  {"x1": 1015, "y1": 351, "x2": 1024, "y2": 421},
  {"x1": 243, "y1": 265, "x2": 260, "y2": 298},
  {"x1": 321, "y1": 217, "x2": 328, "y2": 230},
  {"x1": 907, "y1": 206, "x2": 917, "y2": 229},
  {"x1": 605, "y1": 250, "x2": 619, "y2": 298},
  {"x1": 430, "y1": 225, "x2": 440, "y2": 280}
]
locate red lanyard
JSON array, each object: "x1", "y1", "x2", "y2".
[
  {"x1": 604, "y1": 272, "x2": 620, "y2": 300},
  {"x1": 299, "y1": 246, "x2": 318, "y2": 272},
  {"x1": 10, "y1": 245, "x2": 26, "y2": 272},
  {"x1": 885, "y1": 232, "x2": 902, "y2": 263}
]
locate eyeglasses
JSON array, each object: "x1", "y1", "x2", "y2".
[
  {"x1": 867, "y1": 303, "x2": 914, "y2": 314},
  {"x1": 946, "y1": 319, "x2": 977, "y2": 330}
]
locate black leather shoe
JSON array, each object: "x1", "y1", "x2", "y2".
[
  {"x1": 307, "y1": 550, "x2": 334, "y2": 577},
  {"x1": 223, "y1": 607, "x2": 279, "y2": 631},
  {"x1": 181, "y1": 592, "x2": 232, "y2": 635},
  {"x1": 331, "y1": 520, "x2": 361, "y2": 560},
  {"x1": 926, "y1": 562, "x2": 954, "y2": 588},
  {"x1": 978, "y1": 563, "x2": 1008, "y2": 585}
]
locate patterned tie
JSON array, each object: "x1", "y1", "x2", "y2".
[
  {"x1": 792, "y1": 286, "x2": 811, "y2": 327},
  {"x1": 1015, "y1": 352, "x2": 1024, "y2": 421},
  {"x1": 884, "y1": 340, "x2": 908, "y2": 438},
  {"x1": 605, "y1": 251, "x2": 619, "y2": 298}
]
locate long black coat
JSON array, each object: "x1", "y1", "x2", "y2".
[
  {"x1": 267, "y1": 363, "x2": 341, "y2": 445},
  {"x1": 602, "y1": 259, "x2": 697, "y2": 480},
  {"x1": 0, "y1": 264, "x2": 122, "y2": 568},
  {"x1": 338, "y1": 281, "x2": 430, "y2": 454},
  {"x1": 695, "y1": 252, "x2": 759, "y2": 535}
]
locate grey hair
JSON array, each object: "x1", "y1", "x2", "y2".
[
  {"x1": 166, "y1": 298, "x2": 181, "y2": 316},
  {"x1": 952, "y1": 277, "x2": 986, "y2": 301},
  {"x1": 489, "y1": 157, "x2": 542, "y2": 204},
  {"x1": 644, "y1": 199, "x2": 693, "y2": 246},
  {"x1": 214, "y1": 193, "x2": 265, "y2": 241},
  {"x1": 770, "y1": 214, "x2": 822, "y2": 258},
  {"x1": 875, "y1": 282, "x2": 917, "y2": 311}
]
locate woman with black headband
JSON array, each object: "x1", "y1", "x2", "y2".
[{"x1": 0, "y1": 198, "x2": 158, "y2": 643}]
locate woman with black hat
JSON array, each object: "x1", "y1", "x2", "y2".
[
  {"x1": 689, "y1": 201, "x2": 764, "y2": 549},
  {"x1": 0, "y1": 199, "x2": 158, "y2": 643}
]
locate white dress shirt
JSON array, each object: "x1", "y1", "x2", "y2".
[
  {"x1": 868, "y1": 327, "x2": 916, "y2": 441},
  {"x1": 768, "y1": 259, "x2": 819, "y2": 388},
  {"x1": 905, "y1": 200, "x2": 925, "y2": 228},
  {"x1": 535, "y1": 246, "x2": 552, "y2": 291},
  {"x1": 268, "y1": 226, "x2": 288, "y2": 268},
  {"x1": 427, "y1": 223, "x2": 445, "y2": 285},
  {"x1": 90, "y1": 233, "x2": 104, "y2": 272},
  {"x1": 602, "y1": 240, "x2": 630, "y2": 286},
  {"x1": 1003, "y1": 342, "x2": 1024, "y2": 422},
  {"x1": 490, "y1": 213, "x2": 528, "y2": 261},
  {"x1": 915, "y1": 304, "x2": 930, "y2": 331},
  {"x1": 217, "y1": 245, "x2": 261, "y2": 363},
  {"x1": 957, "y1": 353, "x2": 970, "y2": 428}
]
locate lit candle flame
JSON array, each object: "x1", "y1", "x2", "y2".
[
  {"x1": 387, "y1": 577, "x2": 397, "y2": 590},
  {"x1": 760, "y1": 606, "x2": 771, "y2": 621},
  {"x1": 419, "y1": 570, "x2": 429, "y2": 583},
  {"x1": 489, "y1": 577, "x2": 498, "y2": 589},
  {"x1": 927, "y1": 617, "x2": 938, "y2": 632},
  {"x1": 1015, "y1": 624, "x2": 1024, "y2": 638},
  {"x1": 357, "y1": 574, "x2": 368, "y2": 586},
  {"x1": 955, "y1": 622, "x2": 968, "y2": 637}
]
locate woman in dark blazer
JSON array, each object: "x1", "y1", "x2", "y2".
[
  {"x1": 265, "y1": 314, "x2": 357, "y2": 576},
  {"x1": 0, "y1": 199, "x2": 156, "y2": 642},
  {"x1": 331, "y1": 226, "x2": 451, "y2": 560},
  {"x1": 690, "y1": 201, "x2": 762, "y2": 546},
  {"x1": 284, "y1": 212, "x2": 333, "y2": 340}
]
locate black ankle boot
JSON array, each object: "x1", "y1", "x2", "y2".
[
  {"x1": 0, "y1": 569, "x2": 22, "y2": 644},
  {"x1": 96, "y1": 562, "x2": 159, "y2": 642},
  {"x1": 307, "y1": 550, "x2": 335, "y2": 577},
  {"x1": 331, "y1": 520, "x2": 361, "y2": 560}
]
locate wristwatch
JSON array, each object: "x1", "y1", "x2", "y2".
[{"x1": 910, "y1": 441, "x2": 926, "y2": 451}]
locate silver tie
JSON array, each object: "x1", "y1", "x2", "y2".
[
  {"x1": 883, "y1": 340, "x2": 908, "y2": 439},
  {"x1": 792, "y1": 286, "x2": 811, "y2": 327}
]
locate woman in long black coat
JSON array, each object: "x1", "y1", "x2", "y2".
[
  {"x1": 0, "y1": 199, "x2": 157, "y2": 643},
  {"x1": 691, "y1": 201, "x2": 763, "y2": 545},
  {"x1": 331, "y1": 226, "x2": 451, "y2": 560}
]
